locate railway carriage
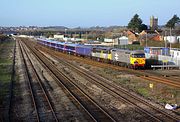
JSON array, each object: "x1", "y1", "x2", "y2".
[
  {"x1": 56, "y1": 42, "x2": 65, "y2": 51},
  {"x1": 46, "y1": 40, "x2": 53, "y2": 47},
  {"x1": 50, "y1": 40, "x2": 58, "y2": 48},
  {"x1": 37, "y1": 38, "x2": 50, "y2": 46},
  {"x1": 64, "y1": 43, "x2": 79, "y2": 54},
  {"x1": 37, "y1": 38, "x2": 44, "y2": 45}
]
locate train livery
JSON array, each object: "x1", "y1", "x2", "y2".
[{"x1": 37, "y1": 38, "x2": 146, "y2": 69}]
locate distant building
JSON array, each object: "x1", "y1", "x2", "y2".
[
  {"x1": 103, "y1": 38, "x2": 118, "y2": 46},
  {"x1": 164, "y1": 36, "x2": 178, "y2": 44},
  {"x1": 118, "y1": 36, "x2": 129, "y2": 45},
  {"x1": 140, "y1": 30, "x2": 162, "y2": 41},
  {"x1": 150, "y1": 16, "x2": 158, "y2": 30},
  {"x1": 104, "y1": 38, "x2": 114, "y2": 42},
  {"x1": 126, "y1": 30, "x2": 139, "y2": 43},
  {"x1": 54, "y1": 34, "x2": 64, "y2": 39}
]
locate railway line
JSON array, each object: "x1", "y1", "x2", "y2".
[
  {"x1": 140, "y1": 75, "x2": 180, "y2": 88},
  {"x1": 20, "y1": 39, "x2": 116, "y2": 122},
  {"x1": 139, "y1": 70, "x2": 180, "y2": 84},
  {"x1": 36, "y1": 43, "x2": 180, "y2": 121},
  {"x1": 14, "y1": 38, "x2": 180, "y2": 121},
  {"x1": 36, "y1": 43, "x2": 180, "y2": 88},
  {"x1": 18, "y1": 40, "x2": 58, "y2": 121}
]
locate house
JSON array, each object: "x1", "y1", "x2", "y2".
[
  {"x1": 140, "y1": 30, "x2": 162, "y2": 41},
  {"x1": 126, "y1": 30, "x2": 139, "y2": 43}
]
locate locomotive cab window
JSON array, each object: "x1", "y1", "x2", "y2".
[
  {"x1": 102, "y1": 49, "x2": 110, "y2": 54},
  {"x1": 92, "y1": 48, "x2": 101, "y2": 53},
  {"x1": 132, "y1": 54, "x2": 145, "y2": 58}
]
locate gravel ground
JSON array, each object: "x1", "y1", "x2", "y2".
[
  {"x1": 75, "y1": 61, "x2": 180, "y2": 114},
  {"x1": 42, "y1": 52, "x2": 166, "y2": 121},
  {"x1": 12, "y1": 41, "x2": 91, "y2": 121},
  {"x1": 28, "y1": 49, "x2": 89, "y2": 121},
  {"x1": 37, "y1": 44, "x2": 180, "y2": 119},
  {"x1": 13, "y1": 39, "x2": 180, "y2": 121},
  {"x1": 11, "y1": 40, "x2": 35, "y2": 121},
  {"x1": 65, "y1": 69, "x2": 154, "y2": 121}
]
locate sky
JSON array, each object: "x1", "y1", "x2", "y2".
[{"x1": 0, "y1": 0, "x2": 179, "y2": 27}]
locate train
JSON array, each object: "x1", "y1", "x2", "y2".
[{"x1": 37, "y1": 38, "x2": 146, "y2": 69}]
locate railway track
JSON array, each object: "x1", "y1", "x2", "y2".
[
  {"x1": 140, "y1": 70, "x2": 180, "y2": 84},
  {"x1": 36, "y1": 43, "x2": 180, "y2": 88},
  {"x1": 132, "y1": 69, "x2": 180, "y2": 87},
  {"x1": 18, "y1": 40, "x2": 58, "y2": 121},
  {"x1": 140, "y1": 75, "x2": 180, "y2": 88},
  {"x1": 35, "y1": 43, "x2": 180, "y2": 121},
  {"x1": 21, "y1": 39, "x2": 116, "y2": 122}
]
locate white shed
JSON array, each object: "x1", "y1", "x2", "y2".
[{"x1": 119, "y1": 36, "x2": 129, "y2": 45}]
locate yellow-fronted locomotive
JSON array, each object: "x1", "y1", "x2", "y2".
[{"x1": 111, "y1": 49, "x2": 145, "y2": 68}]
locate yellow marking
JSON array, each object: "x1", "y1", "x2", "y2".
[
  {"x1": 108, "y1": 54, "x2": 112, "y2": 60},
  {"x1": 100, "y1": 51, "x2": 103, "y2": 58},
  {"x1": 149, "y1": 83, "x2": 154, "y2": 89},
  {"x1": 130, "y1": 57, "x2": 146, "y2": 65}
]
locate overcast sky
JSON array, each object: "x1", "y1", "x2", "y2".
[{"x1": 0, "y1": 0, "x2": 179, "y2": 27}]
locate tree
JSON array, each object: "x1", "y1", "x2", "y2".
[
  {"x1": 128, "y1": 14, "x2": 143, "y2": 32},
  {"x1": 166, "y1": 15, "x2": 180, "y2": 29},
  {"x1": 139, "y1": 24, "x2": 148, "y2": 32},
  {"x1": 45, "y1": 31, "x2": 54, "y2": 38}
]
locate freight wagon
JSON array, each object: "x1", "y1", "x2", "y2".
[{"x1": 76, "y1": 45, "x2": 92, "y2": 57}]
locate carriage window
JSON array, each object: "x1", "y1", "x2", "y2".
[{"x1": 66, "y1": 46, "x2": 75, "y2": 50}]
